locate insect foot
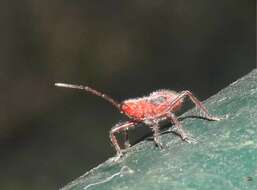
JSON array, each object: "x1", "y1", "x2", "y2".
[
  {"x1": 183, "y1": 136, "x2": 198, "y2": 144},
  {"x1": 210, "y1": 116, "x2": 223, "y2": 121},
  {"x1": 154, "y1": 141, "x2": 164, "y2": 149},
  {"x1": 203, "y1": 115, "x2": 223, "y2": 121},
  {"x1": 110, "y1": 153, "x2": 123, "y2": 162}
]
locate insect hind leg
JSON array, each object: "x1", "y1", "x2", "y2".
[
  {"x1": 172, "y1": 90, "x2": 221, "y2": 121},
  {"x1": 167, "y1": 112, "x2": 197, "y2": 144}
]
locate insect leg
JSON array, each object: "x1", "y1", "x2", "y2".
[
  {"x1": 167, "y1": 112, "x2": 196, "y2": 143},
  {"x1": 110, "y1": 121, "x2": 136, "y2": 158},
  {"x1": 123, "y1": 130, "x2": 131, "y2": 148},
  {"x1": 170, "y1": 90, "x2": 220, "y2": 121},
  {"x1": 151, "y1": 124, "x2": 163, "y2": 149}
]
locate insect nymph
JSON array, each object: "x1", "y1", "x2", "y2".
[{"x1": 55, "y1": 83, "x2": 220, "y2": 159}]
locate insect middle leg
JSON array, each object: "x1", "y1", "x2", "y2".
[
  {"x1": 151, "y1": 124, "x2": 163, "y2": 149},
  {"x1": 110, "y1": 121, "x2": 136, "y2": 157},
  {"x1": 143, "y1": 119, "x2": 163, "y2": 149}
]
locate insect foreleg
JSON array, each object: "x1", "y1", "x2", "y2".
[{"x1": 110, "y1": 121, "x2": 136, "y2": 158}]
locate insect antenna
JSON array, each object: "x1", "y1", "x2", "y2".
[{"x1": 55, "y1": 83, "x2": 121, "y2": 110}]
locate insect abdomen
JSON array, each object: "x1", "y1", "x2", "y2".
[{"x1": 121, "y1": 101, "x2": 168, "y2": 120}]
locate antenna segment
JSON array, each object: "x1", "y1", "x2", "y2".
[{"x1": 55, "y1": 83, "x2": 120, "y2": 110}]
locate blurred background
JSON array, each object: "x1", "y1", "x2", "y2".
[{"x1": 0, "y1": 0, "x2": 255, "y2": 189}]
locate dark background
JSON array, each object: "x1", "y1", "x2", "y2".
[{"x1": 0, "y1": 0, "x2": 255, "y2": 189}]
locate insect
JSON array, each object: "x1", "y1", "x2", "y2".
[{"x1": 55, "y1": 83, "x2": 220, "y2": 159}]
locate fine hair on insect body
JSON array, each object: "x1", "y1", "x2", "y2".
[{"x1": 55, "y1": 82, "x2": 220, "y2": 160}]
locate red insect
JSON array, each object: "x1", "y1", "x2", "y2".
[{"x1": 55, "y1": 83, "x2": 220, "y2": 159}]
